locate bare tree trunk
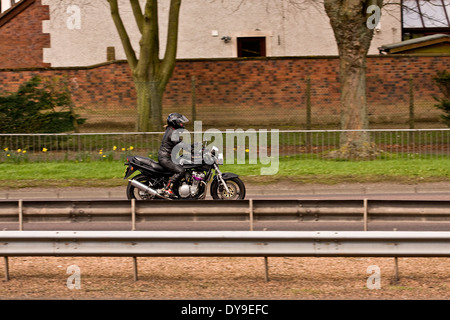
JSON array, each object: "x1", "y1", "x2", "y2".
[
  {"x1": 108, "y1": 0, "x2": 181, "y2": 132},
  {"x1": 133, "y1": 79, "x2": 164, "y2": 132},
  {"x1": 149, "y1": 80, "x2": 163, "y2": 131},
  {"x1": 337, "y1": 43, "x2": 373, "y2": 159},
  {"x1": 324, "y1": 0, "x2": 382, "y2": 159},
  {"x1": 134, "y1": 80, "x2": 151, "y2": 132}
]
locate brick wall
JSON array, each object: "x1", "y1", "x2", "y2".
[
  {"x1": 0, "y1": 55, "x2": 449, "y2": 128},
  {"x1": 0, "y1": 0, "x2": 50, "y2": 69}
]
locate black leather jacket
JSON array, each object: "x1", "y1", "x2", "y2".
[{"x1": 158, "y1": 126, "x2": 190, "y2": 160}]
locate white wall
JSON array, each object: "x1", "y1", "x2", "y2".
[{"x1": 41, "y1": 0, "x2": 402, "y2": 67}]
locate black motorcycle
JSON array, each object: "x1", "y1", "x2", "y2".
[{"x1": 123, "y1": 142, "x2": 246, "y2": 200}]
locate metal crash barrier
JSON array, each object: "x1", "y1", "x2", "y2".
[
  {"x1": 0, "y1": 199, "x2": 449, "y2": 231},
  {"x1": 2, "y1": 230, "x2": 450, "y2": 282}
]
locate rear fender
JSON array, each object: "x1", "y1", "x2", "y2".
[
  {"x1": 124, "y1": 157, "x2": 148, "y2": 179},
  {"x1": 124, "y1": 165, "x2": 135, "y2": 179},
  {"x1": 124, "y1": 160, "x2": 142, "y2": 179}
]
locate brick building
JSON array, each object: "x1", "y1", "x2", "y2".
[
  {"x1": 0, "y1": 0, "x2": 50, "y2": 68},
  {"x1": 0, "y1": 0, "x2": 404, "y2": 68},
  {"x1": 0, "y1": 0, "x2": 449, "y2": 129}
]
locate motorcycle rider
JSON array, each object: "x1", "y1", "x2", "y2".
[{"x1": 158, "y1": 113, "x2": 190, "y2": 197}]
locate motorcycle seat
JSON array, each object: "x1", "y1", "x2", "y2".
[{"x1": 133, "y1": 156, "x2": 169, "y2": 173}]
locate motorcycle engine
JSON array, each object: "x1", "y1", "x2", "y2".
[
  {"x1": 178, "y1": 183, "x2": 191, "y2": 198},
  {"x1": 178, "y1": 171, "x2": 205, "y2": 198}
]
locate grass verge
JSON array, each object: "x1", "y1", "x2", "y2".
[{"x1": 0, "y1": 157, "x2": 449, "y2": 189}]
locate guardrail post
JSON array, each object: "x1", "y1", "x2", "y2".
[
  {"x1": 8, "y1": 199, "x2": 24, "y2": 282},
  {"x1": 263, "y1": 228, "x2": 270, "y2": 282},
  {"x1": 264, "y1": 257, "x2": 269, "y2": 282},
  {"x1": 394, "y1": 257, "x2": 399, "y2": 282},
  {"x1": 249, "y1": 199, "x2": 254, "y2": 231},
  {"x1": 18, "y1": 199, "x2": 23, "y2": 231},
  {"x1": 3, "y1": 257, "x2": 9, "y2": 282},
  {"x1": 363, "y1": 198, "x2": 368, "y2": 231},
  {"x1": 131, "y1": 199, "x2": 136, "y2": 231},
  {"x1": 393, "y1": 228, "x2": 399, "y2": 282},
  {"x1": 133, "y1": 257, "x2": 139, "y2": 281},
  {"x1": 131, "y1": 199, "x2": 138, "y2": 281},
  {"x1": 249, "y1": 203, "x2": 270, "y2": 282}
]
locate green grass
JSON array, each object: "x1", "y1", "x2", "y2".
[
  {"x1": 228, "y1": 156, "x2": 450, "y2": 177},
  {"x1": 0, "y1": 161, "x2": 127, "y2": 188},
  {"x1": 224, "y1": 156, "x2": 450, "y2": 184},
  {"x1": 0, "y1": 156, "x2": 448, "y2": 188}
]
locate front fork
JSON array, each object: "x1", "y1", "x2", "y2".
[{"x1": 213, "y1": 164, "x2": 231, "y2": 194}]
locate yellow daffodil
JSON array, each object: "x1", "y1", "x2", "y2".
[
  {"x1": 129, "y1": 146, "x2": 134, "y2": 150},
  {"x1": 113, "y1": 146, "x2": 117, "y2": 151},
  {"x1": 4, "y1": 148, "x2": 8, "y2": 152},
  {"x1": 42, "y1": 148, "x2": 48, "y2": 153},
  {"x1": 17, "y1": 149, "x2": 21, "y2": 153}
]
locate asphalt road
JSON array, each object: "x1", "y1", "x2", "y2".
[{"x1": 1, "y1": 181, "x2": 449, "y2": 201}]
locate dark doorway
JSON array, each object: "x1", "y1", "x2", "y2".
[{"x1": 237, "y1": 37, "x2": 266, "y2": 57}]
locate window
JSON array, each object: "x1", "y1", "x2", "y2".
[
  {"x1": 237, "y1": 37, "x2": 266, "y2": 57},
  {"x1": 402, "y1": 0, "x2": 450, "y2": 39},
  {"x1": 1, "y1": 0, "x2": 21, "y2": 14}
]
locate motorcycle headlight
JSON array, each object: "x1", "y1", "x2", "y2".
[{"x1": 217, "y1": 153, "x2": 224, "y2": 165}]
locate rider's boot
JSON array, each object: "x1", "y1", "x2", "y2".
[{"x1": 163, "y1": 180, "x2": 177, "y2": 198}]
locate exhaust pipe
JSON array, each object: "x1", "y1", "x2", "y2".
[{"x1": 129, "y1": 180, "x2": 170, "y2": 200}]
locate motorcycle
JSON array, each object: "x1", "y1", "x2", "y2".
[{"x1": 123, "y1": 141, "x2": 246, "y2": 200}]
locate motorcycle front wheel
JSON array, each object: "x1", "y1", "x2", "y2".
[{"x1": 210, "y1": 177, "x2": 246, "y2": 200}]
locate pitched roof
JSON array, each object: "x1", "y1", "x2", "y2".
[
  {"x1": 378, "y1": 33, "x2": 450, "y2": 54},
  {"x1": 0, "y1": 0, "x2": 34, "y2": 28}
]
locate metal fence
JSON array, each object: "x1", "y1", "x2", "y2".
[
  {"x1": 68, "y1": 77, "x2": 449, "y2": 132},
  {"x1": 0, "y1": 129, "x2": 449, "y2": 163}
]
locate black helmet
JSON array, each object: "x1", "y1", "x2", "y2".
[{"x1": 167, "y1": 113, "x2": 189, "y2": 128}]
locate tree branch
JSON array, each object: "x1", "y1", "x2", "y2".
[
  {"x1": 130, "y1": 0, "x2": 144, "y2": 34},
  {"x1": 137, "y1": 0, "x2": 160, "y2": 79},
  {"x1": 161, "y1": 0, "x2": 182, "y2": 89},
  {"x1": 107, "y1": 0, "x2": 138, "y2": 70}
]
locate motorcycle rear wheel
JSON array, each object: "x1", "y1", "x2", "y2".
[
  {"x1": 126, "y1": 174, "x2": 158, "y2": 200},
  {"x1": 210, "y1": 177, "x2": 246, "y2": 200}
]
